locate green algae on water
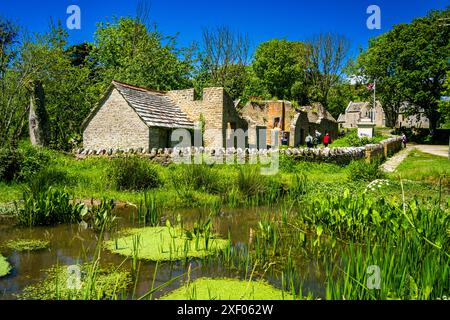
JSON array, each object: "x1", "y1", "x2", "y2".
[
  {"x1": 17, "y1": 264, "x2": 132, "y2": 300},
  {"x1": 105, "y1": 226, "x2": 229, "y2": 261},
  {"x1": 0, "y1": 254, "x2": 11, "y2": 277},
  {"x1": 4, "y1": 239, "x2": 50, "y2": 251},
  {"x1": 160, "y1": 278, "x2": 296, "y2": 300}
]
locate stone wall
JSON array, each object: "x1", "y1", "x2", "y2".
[
  {"x1": 83, "y1": 88, "x2": 150, "y2": 150},
  {"x1": 168, "y1": 87, "x2": 247, "y2": 148},
  {"x1": 76, "y1": 137, "x2": 403, "y2": 166}
]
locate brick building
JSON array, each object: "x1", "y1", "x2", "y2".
[{"x1": 82, "y1": 80, "x2": 247, "y2": 150}]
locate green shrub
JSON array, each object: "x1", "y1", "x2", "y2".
[
  {"x1": 0, "y1": 148, "x2": 21, "y2": 182},
  {"x1": 16, "y1": 145, "x2": 50, "y2": 182},
  {"x1": 17, "y1": 187, "x2": 86, "y2": 226},
  {"x1": 108, "y1": 156, "x2": 161, "y2": 191},
  {"x1": 171, "y1": 164, "x2": 223, "y2": 194},
  {"x1": 27, "y1": 168, "x2": 75, "y2": 194},
  {"x1": 347, "y1": 160, "x2": 385, "y2": 182},
  {"x1": 0, "y1": 145, "x2": 50, "y2": 183}
]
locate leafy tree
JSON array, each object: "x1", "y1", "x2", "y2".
[
  {"x1": 252, "y1": 39, "x2": 308, "y2": 101},
  {"x1": 0, "y1": 17, "x2": 29, "y2": 148},
  {"x1": 91, "y1": 17, "x2": 195, "y2": 91},
  {"x1": 358, "y1": 9, "x2": 450, "y2": 131}
]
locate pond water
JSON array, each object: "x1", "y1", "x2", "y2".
[{"x1": 0, "y1": 206, "x2": 325, "y2": 299}]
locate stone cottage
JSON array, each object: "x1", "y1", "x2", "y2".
[
  {"x1": 82, "y1": 80, "x2": 247, "y2": 150},
  {"x1": 239, "y1": 100, "x2": 338, "y2": 148},
  {"x1": 337, "y1": 101, "x2": 385, "y2": 128}
]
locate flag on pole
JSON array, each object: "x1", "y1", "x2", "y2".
[{"x1": 367, "y1": 83, "x2": 375, "y2": 91}]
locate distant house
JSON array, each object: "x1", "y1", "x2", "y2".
[
  {"x1": 239, "y1": 100, "x2": 338, "y2": 148},
  {"x1": 82, "y1": 80, "x2": 247, "y2": 150},
  {"x1": 338, "y1": 101, "x2": 385, "y2": 128},
  {"x1": 337, "y1": 100, "x2": 430, "y2": 129},
  {"x1": 396, "y1": 102, "x2": 430, "y2": 129}
]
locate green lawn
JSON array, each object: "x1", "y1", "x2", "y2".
[
  {"x1": 393, "y1": 150, "x2": 450, "y2": 186},
  {"x1": 0, "y1": 146, "x2": 446, "y2": 207}
]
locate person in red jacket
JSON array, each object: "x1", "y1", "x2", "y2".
[{"x1": 323, "y1": 132, "x2": 331, "y2": 147}]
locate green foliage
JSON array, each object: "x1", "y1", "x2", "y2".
[
  {"x1": 108, "y1": 156, "x2": 162, "y2": 191},
  {"x1": 0, "y1": 144, "x2": 50, "y2": 183},
  {"x1": 15, "y1": 145, "x2": 50, "y2": 182},
  {"x1": 160, "y1": 278, "x2": 296, "y2": 300},
  {"x1": 331, "y1": 130, "x2": 384, "y2": 147},
  {"x1": 347, "y1": 160, "x2": 385, "y2": 182},
  {"x1": 82, "y1": 199, "x2": 117, "y2": 231},
  {"x1": 137, "y1": 192, "x2": 162, "y2": 227},
  {"x1": 106, "y1": 226, "x2": 229, "y2": 261},
  {"x1": 252, "y1": 39, "x2": 308, "y2": 102},
  {"x1": 4, "y1": 239, "x2": 50, "y2": 251},
  {"x1": 358, "y1": 9, "x2": 450, "y2": 129},
  {"x1": 92, "y1": 17, "x2": 194, "y2": 91},
  {"x1": 18, "y1": 264, "x2": 131, "y2": 300},
  {"x1": 0, "y1": 254, "x2": 11, "y2": 277},
  {"x1": 171, "y1": 164, "x2": 222, "y2": 194},
  {"x1": 0, "y1": 148, "x2": 21, "y2": 182},
  {"x1": 17, "y1": 187, "x2": 86, "y2": 227}
]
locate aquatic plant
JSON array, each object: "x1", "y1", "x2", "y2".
[
  {"x1": 82, "y1": 198, "x2": 117, "y2": 231},
  {"x1": 105, "y1": 226, "x2": 229, "y2": 261},
  {"x1": 17, "y1": 263, "x2": 132, "y2": 300},
  {"x1": 137, "y1": 192, "x2": 161, "y2": 227},
  {"x1": 159, "y1": 277, "x2": 297, "y2": 300},
  {"x1": 0, "y1": 254, "x2": 11, "y2": 277},
  {"x1": 17, "y1": 187, "x2": 86, "y2": 226},
  {"x1": 4, "y1": 239, "x2": 50, "y2": 251}
]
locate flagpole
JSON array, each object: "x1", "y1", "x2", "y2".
[{"x1": 373, "y1": 79, "x2": 376, "y2": 122}]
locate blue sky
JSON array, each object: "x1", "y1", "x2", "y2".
[{"x1": 1, "y1": 0, "x2": 448, "y2": 59}]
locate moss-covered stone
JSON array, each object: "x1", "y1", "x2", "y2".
[
  {"x1": 4, "y1": 239, "x2": 50, "y2": 251},
  {"x1": 160, "y1": 278, "x2": 296, "y2": 300},
  {"x1": 17, "y1": 264, "x2": 131, "y2": 300},
  {"x1": 105, "y1": 226, "x2": 229, "y2": 261},
  {"x1": 0, "y1": 254, "x2": 11, "y2": 277}
]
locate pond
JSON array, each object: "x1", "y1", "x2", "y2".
[{"x1": 1, "y1": 205, "x2": 325, "y2": 299}]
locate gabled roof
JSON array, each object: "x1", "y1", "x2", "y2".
[
  {"x1": 113, "y1": 81, "x2": 194, "y2": 129},
  {"x1": 301, "y1": 104, "x2": 337, "y2": 123},
  {"x1": 82, "y1": 80, "x2": 194, "y2": 131},
  {"x1": 337, "y1": 113, "x2": 346, "y2": 123},
  {"x1": 345, "y1": 102, "x2": 368, "y2": 113}
]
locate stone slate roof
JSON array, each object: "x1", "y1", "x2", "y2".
[
  {"x1": 337, "y1": 113, "x2": 346, "y2": 123},
  {"x1": 346, "y1": 102, "x2": 368, "y2": 113},
  {"x1": 301, "y1": 104, "x2": 337, "y2": 123},
  {"x1": 112, "y1": 81, "x2": 194, "y2": 129}
]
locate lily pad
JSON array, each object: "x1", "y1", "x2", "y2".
[
  {"x1": 160, "y1": 278, "x2": 296, "y2": 300},
  {"x1": 4, "y1": 239, "x2": 50, "y2": 251},
  {"x1": 105, "y1": 226, "x2": 229, "y2": 261},
  {"x1": 0, "y1": 254, "x2": 11, "y2": 277},
  {"x1": 17, "y1": 264, "x2": 131, "y2": 300}
]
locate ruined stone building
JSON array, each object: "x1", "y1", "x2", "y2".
[
  {"x1": 82, "y1": 80, "x2": 337, "y2": 150},
  {"x1": 396, "y1": 102, "x2": 430, "y2": 129},
  {"x1": 239, "y1": 100, "x2": 338, "y2": 148}
]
